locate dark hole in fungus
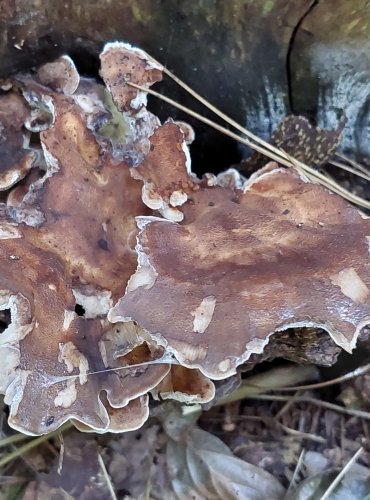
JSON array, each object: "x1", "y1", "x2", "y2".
[
  {"x1": 98, "y1": 238, "x2": 110, "y2": 251},
  {"x1": 45, "y1": 415, "x2": 55, "y2": 426},
  {"x1": 74, "y1": 304, "x2": 86, "y2": 317},
  {"x1": 0, "y1": 308, "x2": 11, "y2": 333}
]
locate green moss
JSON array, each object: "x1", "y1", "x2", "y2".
[
  {"x1": 130, "y1": 3, "x2": 152, "y2": 25},
  {"x1": 262, "y1": 0, "x2": 275, "y2": 16},
  {"x1": 98, "y1": 90, "x2": 129, "y2": 144}
]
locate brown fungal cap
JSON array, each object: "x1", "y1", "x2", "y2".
[
  {"x1": 72, "y1": 395, "x2": 151, "y2": 433},
  {"x1": 0, "y1": 92, "x2": 36, "y2": 190},
  {"x1": 12, "y1": 88, "x2": 149, "y2": 297},
  {"x1": 131, "y1": 121, "x2": 198, "y2": 221},
  {"x1": 151, "y1": 365, "x2": 215, "y2": 404},
  {"x1": 0, "y1": 240, "x2": 169, "y2": 434},
  {"x1": 0, "y1": 67, "x2": 170, "y2": 434},
  {"x1": 100, "y1": 42, "x2": 163, "y2": 114},
  {"x1": 37, "y1": 55, "x2": 80, "y2": 96},
  {"x1": 109, "y1": 167, "x2": 370, "y2": 379}
]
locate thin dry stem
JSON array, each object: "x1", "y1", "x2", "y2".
[
  {"x1": 330, "y1": 160, "x2": 370, "y2": 182},
  {"x1": 320, "y1": 446, "x2": 364, "y2": 500},
  {"x1": 336, "y1": 153, "x2": 370, "y2": 176},
  {"x1": 278, "y1": 424, "x2": 326, "y2": 443},
  {"x1": 0, "y1": 433, "x2": 29, "y2": 449},
  {"x1": 250, "y1": 394, "x2": 370, "y2": 421},
  {"x1": 274, "y1": 391, "x2": 303, "y2": 420},
  {"x1": 285, "y1": 448, "x2": 306, "y2": 498},
  {"x1": 128, "y1": 82, "x2": 370, "y2": 209},
  {"x1": 274, "y1": 361, "x2": 370, "y2": 392},
  {"x1": 97, "y1": 452, "x2": 117, "y2": 500}
]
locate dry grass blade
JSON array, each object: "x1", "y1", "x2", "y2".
[
  {"x1": 250, "y1": 394, "x2": 370, "y2": 421},
  {"x1": 285, "y1": 448, "x2": 306, "y2": 498},
  {"x1": 216, "y1": 365, "x2": 319, "y2": 406},
  {"x1": 319, "y1": 446, "x2": 364, "y2": 500},
  {"x1": 128, "y1": 82, "x2": 370, "y2": 209},
  {"x1": 330, "y1": 160, "x2": 370, "y2": 182},
  {"x1": 0, "y1": 422, "x2": 72, "y2": 469},
  {"x1": 272, "y1": 361, "x2": 370, "y2": 392},
  {"x1": 0, "y1": 433, "x2": 30, "y2": 449}
]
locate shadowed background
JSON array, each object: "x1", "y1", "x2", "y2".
[{"x1": 1, "y1": 0, "x2": 369, "y2": 172}]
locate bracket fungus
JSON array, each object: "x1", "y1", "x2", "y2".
[
  {"x1": 0, "y1": 92, "x2": 37, "y2": 190},
  {"x1": 130, "y1": 121, "x2": 198, "y2": 221},
  {"x1": 151, "y1": 366, "x2": 215, "y2": 405},
  {"x1": 100, "y1": 42, "x2": 163, "y2": 115},
  {"x1": 37, "y1": 55, "x2": 80, "y2": 96},
  {"x1": 0, "y1": 42, "x2": 369, "y2": 435},
  {"x1": 109, "y1": 124, "x2": 370, "y2": 380},
  {"x1": 0, "y1": 49, "x2": 170, "y2": 435}
]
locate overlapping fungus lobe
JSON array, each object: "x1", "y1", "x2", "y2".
[
  {"x1": 110, "y1": 167, "x2": 370, "y2": 379},
  {"x1": 0, "y1": 41, "x2": 368, "y2": 435},
  {"x1": 100, "y1": 42, "x2": 163, "y2": 113}
]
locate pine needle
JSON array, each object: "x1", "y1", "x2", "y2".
[
  {"x1": 330, "y1": 160, "x2": 370, "y2": 182},
  {"x1": 128, "y1": 82, "x2": 370, "y2": 209},
  {"x1": 159, "y1": 62, "x2": 370, "y2": 195},
  {"x1": 336, "y1": 153, "x2": 370, "y2": 176}
]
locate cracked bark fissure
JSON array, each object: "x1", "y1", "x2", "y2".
[{"x1": 286, "y1": 0, "x2": 319, "y2": 113}]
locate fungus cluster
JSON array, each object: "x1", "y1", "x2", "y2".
[{"x1": 0, "y1": 43, "x2": 369, "y2": 435}]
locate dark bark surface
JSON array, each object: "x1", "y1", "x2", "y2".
[
  {"x1": 290, "y1": 0, "x2": 370, "y2": 160},
  {"x1": 1, "y1": 1, "x2": 369, "y2": 167},
  {"x1": 0, "y1": 0, "x2": 310, "y2": 172}
]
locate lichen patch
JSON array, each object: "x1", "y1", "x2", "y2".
[
  {"x1": 58, "y1": 342, "x2": 89, "y2": 385},
  {"x1": 331, "y1": 267, "x2": 370, "y2": 304},
  {"x1": 191, "y1": 296, "x2": 216, "y2": 333},
  {"x1": 54, "y1": 379, "x2": 77, "y2": 408}
]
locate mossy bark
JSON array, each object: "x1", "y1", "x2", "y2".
[
  {"x1": 2, "y1": 1, "x2": 368, "y2": 166},
  {"x1": 0, "y1": 0, "x2": 309, "y2": 171}
]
